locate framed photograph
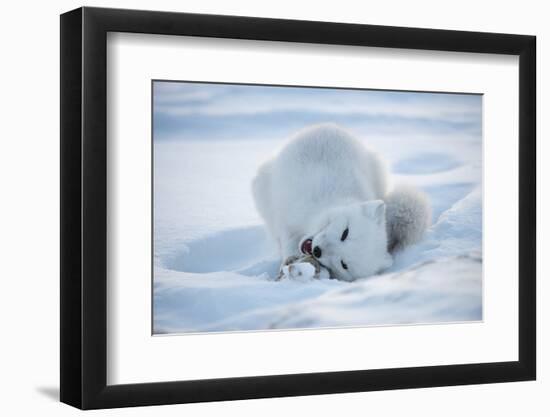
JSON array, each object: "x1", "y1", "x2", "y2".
[{"x1": 60, "y1": 6, "x2": 536, "y2": 409}]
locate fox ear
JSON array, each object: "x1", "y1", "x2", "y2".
[{"x1": 361, "y1": 200, "x2": 386, "y2": 225}]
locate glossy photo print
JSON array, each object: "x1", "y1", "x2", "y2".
[{"x1": 152, "y1": 81, "x2": 482, "y2": 334}]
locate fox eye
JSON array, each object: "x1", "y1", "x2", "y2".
[
  {"x1": 341, "y1": 260, "x2": 348, "y2": 270},
  {"x1": 341, "y1": 228, "x2": 349, "y2": 241}
]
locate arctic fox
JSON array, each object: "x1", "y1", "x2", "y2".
[{"x1": 252, "y1": 124, "x2": 431, "y2": 281}]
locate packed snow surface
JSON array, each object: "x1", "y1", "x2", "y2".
[{"x1": 153, "y1": 84, "x2": 482, "y2": 334}]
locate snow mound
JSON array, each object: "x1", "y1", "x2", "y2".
[
  {"x1": 393, "y1": 152, "x2": 462, "y2": 175},
  {"x1": 202, "y1": 254, "x2": 482, "y2": 332}
]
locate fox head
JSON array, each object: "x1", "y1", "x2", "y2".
[{"x1": 299, "y1": 200, "x2": 393, "y2": 281}]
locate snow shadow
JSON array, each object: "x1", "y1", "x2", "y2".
[
  {"x1": 163, "y1": 225, "x2": 277, "y2": 275},
  {"x1": 392, "y1": 152, "x2": 461, "y2": 175}
]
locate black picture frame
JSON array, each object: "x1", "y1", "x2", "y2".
[{"x1": 60, "y1": 6, "x2": 536, "y2": 410}]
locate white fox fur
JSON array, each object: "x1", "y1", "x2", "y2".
[{"x1": 252, "y1": 124, "x2": 430, "y2": 281}]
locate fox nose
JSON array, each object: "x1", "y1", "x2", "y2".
[{"x1": 313, "y1": 246, "x2": 322, "y2": 258}]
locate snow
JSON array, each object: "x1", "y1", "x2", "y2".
[
  {"x1": 279, "y1": 256, "x2": 331, "y2": 281},
  {"x1": 153, "y1": 83, "x2": 482, "y2": 334}
]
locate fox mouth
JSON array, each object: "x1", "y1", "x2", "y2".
[{"x1": 301, "y1": 238, "x2": 313, "y2": 255}]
